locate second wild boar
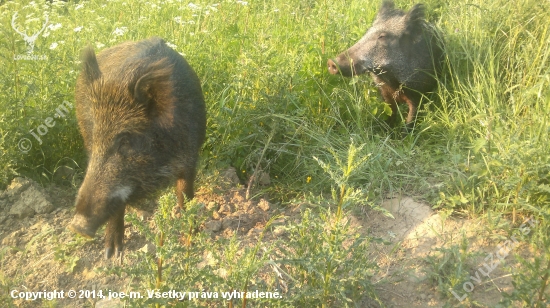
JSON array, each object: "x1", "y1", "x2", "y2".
[{"x1": 328, "y1": 0, "x2": 443, "y2": 130}]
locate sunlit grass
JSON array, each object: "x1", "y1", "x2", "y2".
[{"x1": 0, "y1": 0, "x2": 548, "y2": 306}]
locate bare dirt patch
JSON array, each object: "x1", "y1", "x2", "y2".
[{"x1": 0, "y1": 176, "x2": 522, "y2": 307}]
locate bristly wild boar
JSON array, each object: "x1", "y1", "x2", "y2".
[
  {"x1": 327, "y1": 0, "x2": 442, "y2": 130},
  {"x1": 68, "y1": 37, "x2": 206, "y2": 259}
]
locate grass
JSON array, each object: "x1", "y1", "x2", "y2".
[{"x1": 0, "y1": 0, "x2": 549, "y2": 306}]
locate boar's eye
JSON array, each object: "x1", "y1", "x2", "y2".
[
  {"x1": 115, "y1": 133, "x2": 149, "y2": 156},
  {"x1": 116, "y1": 134, "x2": 133, "y2": 156},
  {"x1": 378, "y1": 33, "x2": 387, "y2": 40}
]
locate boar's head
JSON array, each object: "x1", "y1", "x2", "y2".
[{"x1": 328, "y1": 0, "x2": 428, "y2": 85}]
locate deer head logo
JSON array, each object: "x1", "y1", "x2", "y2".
[{"x1": 11, "y1": 12, "x2": 49, "y2": 54}]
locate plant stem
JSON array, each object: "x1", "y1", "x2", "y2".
[
  {"x1": 155, "y1": 230, "x2": 164, "y2": 308},
  {"x1": 184, "y1": 222, "x2": 193, "y2": 275},
  {"x1": 336, "y1": 184, "x2": 346, "y2": 221},
  {"x1": 537, "y1": 258, "x2": 550, "y2": 304},
  {"x1": 156, "y1": 231, "x2": 164, "y2": 289}
]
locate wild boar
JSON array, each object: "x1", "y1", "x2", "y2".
[
  {"x1": 68, "y1": 37, "x2": 206, "y2": 259},
  {"x1": 328, "y1": 1, "x2": 442, "y2": 130}
]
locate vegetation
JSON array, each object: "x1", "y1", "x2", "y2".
[{"x1": 0, "y1": 0, "x2": 548, "y2": 306}]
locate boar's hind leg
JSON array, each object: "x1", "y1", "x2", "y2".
[
  {"x1": 104, "y1": 206, "x2": 126, "y2": 259},
  {"x1": 176, "y1": 168, "x2": 197, "y2": 208}
]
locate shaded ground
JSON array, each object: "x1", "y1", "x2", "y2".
[{"x1": 0, "y1": 172, "x2": 525, "y2": 307}]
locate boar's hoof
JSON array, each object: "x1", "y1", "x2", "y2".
[
  {"x1": 401, "y1": 122, "x2": 416, "y2": 138},
  {"x1": 327, "y1": 59, "x2": 339, "y2": 75},
  {"x1": 105, "y1": 247, "x2": 123, "y2": 260},
  {"x1": 68, "y1": 223, "x2": 95, "y2": 239}
]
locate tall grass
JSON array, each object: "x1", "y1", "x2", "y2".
[
  {"x1": 432, "y1": 0, "x2": 550, "y2": 216},
  {"x1": 1, "y1": 0, "x2": 545, "y2": 211}
]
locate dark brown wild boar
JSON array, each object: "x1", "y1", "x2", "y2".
[
  {"x1": 328, "y1": 0, "x2": 442, "y2": 131},
  {"x1": 68, "y1": 37, "x2": 206, "y2": 259}
]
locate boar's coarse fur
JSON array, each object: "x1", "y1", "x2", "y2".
[
  {"x1": 328, "y1": 0, "x2": 442, "y2": 130},
  {"x1": 68, "y1": 37, "x2": 206, "y2": 259}
]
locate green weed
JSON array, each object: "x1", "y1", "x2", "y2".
[{"x1": 423, "y1": 234, "x2": 475, "y2": 299}]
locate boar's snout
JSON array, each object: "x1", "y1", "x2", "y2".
[
  {"x1": 327, "y1": 55, "x2": 357, "y2": 77},
  {"x1": 68, "y1": 214, "x2": 98, "y2": 239},
  {"x1": 327, "y1": 59, "x2": 339, "y2": 75}
]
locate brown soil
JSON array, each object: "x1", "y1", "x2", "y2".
[{"x1": 0, "y1": 172, "x2": 527, "y2": 307}]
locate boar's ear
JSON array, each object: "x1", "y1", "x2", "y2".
[
  {"x1": 81, "y1": 46, "x2": 101, "y2": 83},
  {"x1": 378, "y1": 1, "x2": 396, "y2": 17},
  {"x1": 404, "y1": 4, "x2": 425, "y2": 36},
  {"x1": 132, "y1": 59, "x2": 175, "y2": 122}
]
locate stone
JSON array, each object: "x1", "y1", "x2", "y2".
[
  {"x1": 138, "y1": 243, "x2": 156, "y2": 256},
  {"x1": 206, "y1": 201, "x2": 218, "y2": 211},
  {"x1": 9, "y1": 183, "x2": 54, "y2": 218},
  {"x1": 2, "y1": 177, "x2": 32, "y2": 201},
  {"x1": 204, "y1": 220, "x2": 222, "y2": 233},
  {"x1": 218, "y1": 203, "x2": 231, "y2": 214},
  {"x1": 258, "y1": 172, "x2": 270, "y2": 186},
  {"x1": 258, "y1": 198, "x2": 270, "y2": 211},
  {"x1": 220, "y1": 167, "x2": 240, "y2": 187}
]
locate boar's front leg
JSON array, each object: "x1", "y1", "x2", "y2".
[
  {"x1": 379, "y1": 84, "x2": 400, "y2": 126},
  {"x1": 176, "y1": 168, "x2": 197, "y2": 209},
  {"x1": 104, "y1": 205, "x2": 126, "y2": 259},
  {"x1": 398, "y1": 92, "x2": 418, "y2": 133}
]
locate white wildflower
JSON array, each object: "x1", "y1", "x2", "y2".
[
  {"x1": 49, "y1": 42, "x2": 58, "y2": 50},
  {"x1": 112, "y1": 26, "x2": 128, "y2": 36},
  {"x1": 73, "y1": 26, "x2": 83, "y2": 32},
  {"x1": 51, "y1": 0, "x2": 67, "y2": 8},
  {"x1": 96, "y1": 42, "x2": 105, "y2": 49},
  {"x1": 236, "y1": 1, "x2": 248, "y2": 5},
  {"x1": 75, "y1": 3, "x2": 84, "y2": 10},
  {"x1": 48, "y1": 23, "x2": 62, "y2": 31},
  {"x1": 188, "y1": 2, "x2": 200, "y2": 10}
]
